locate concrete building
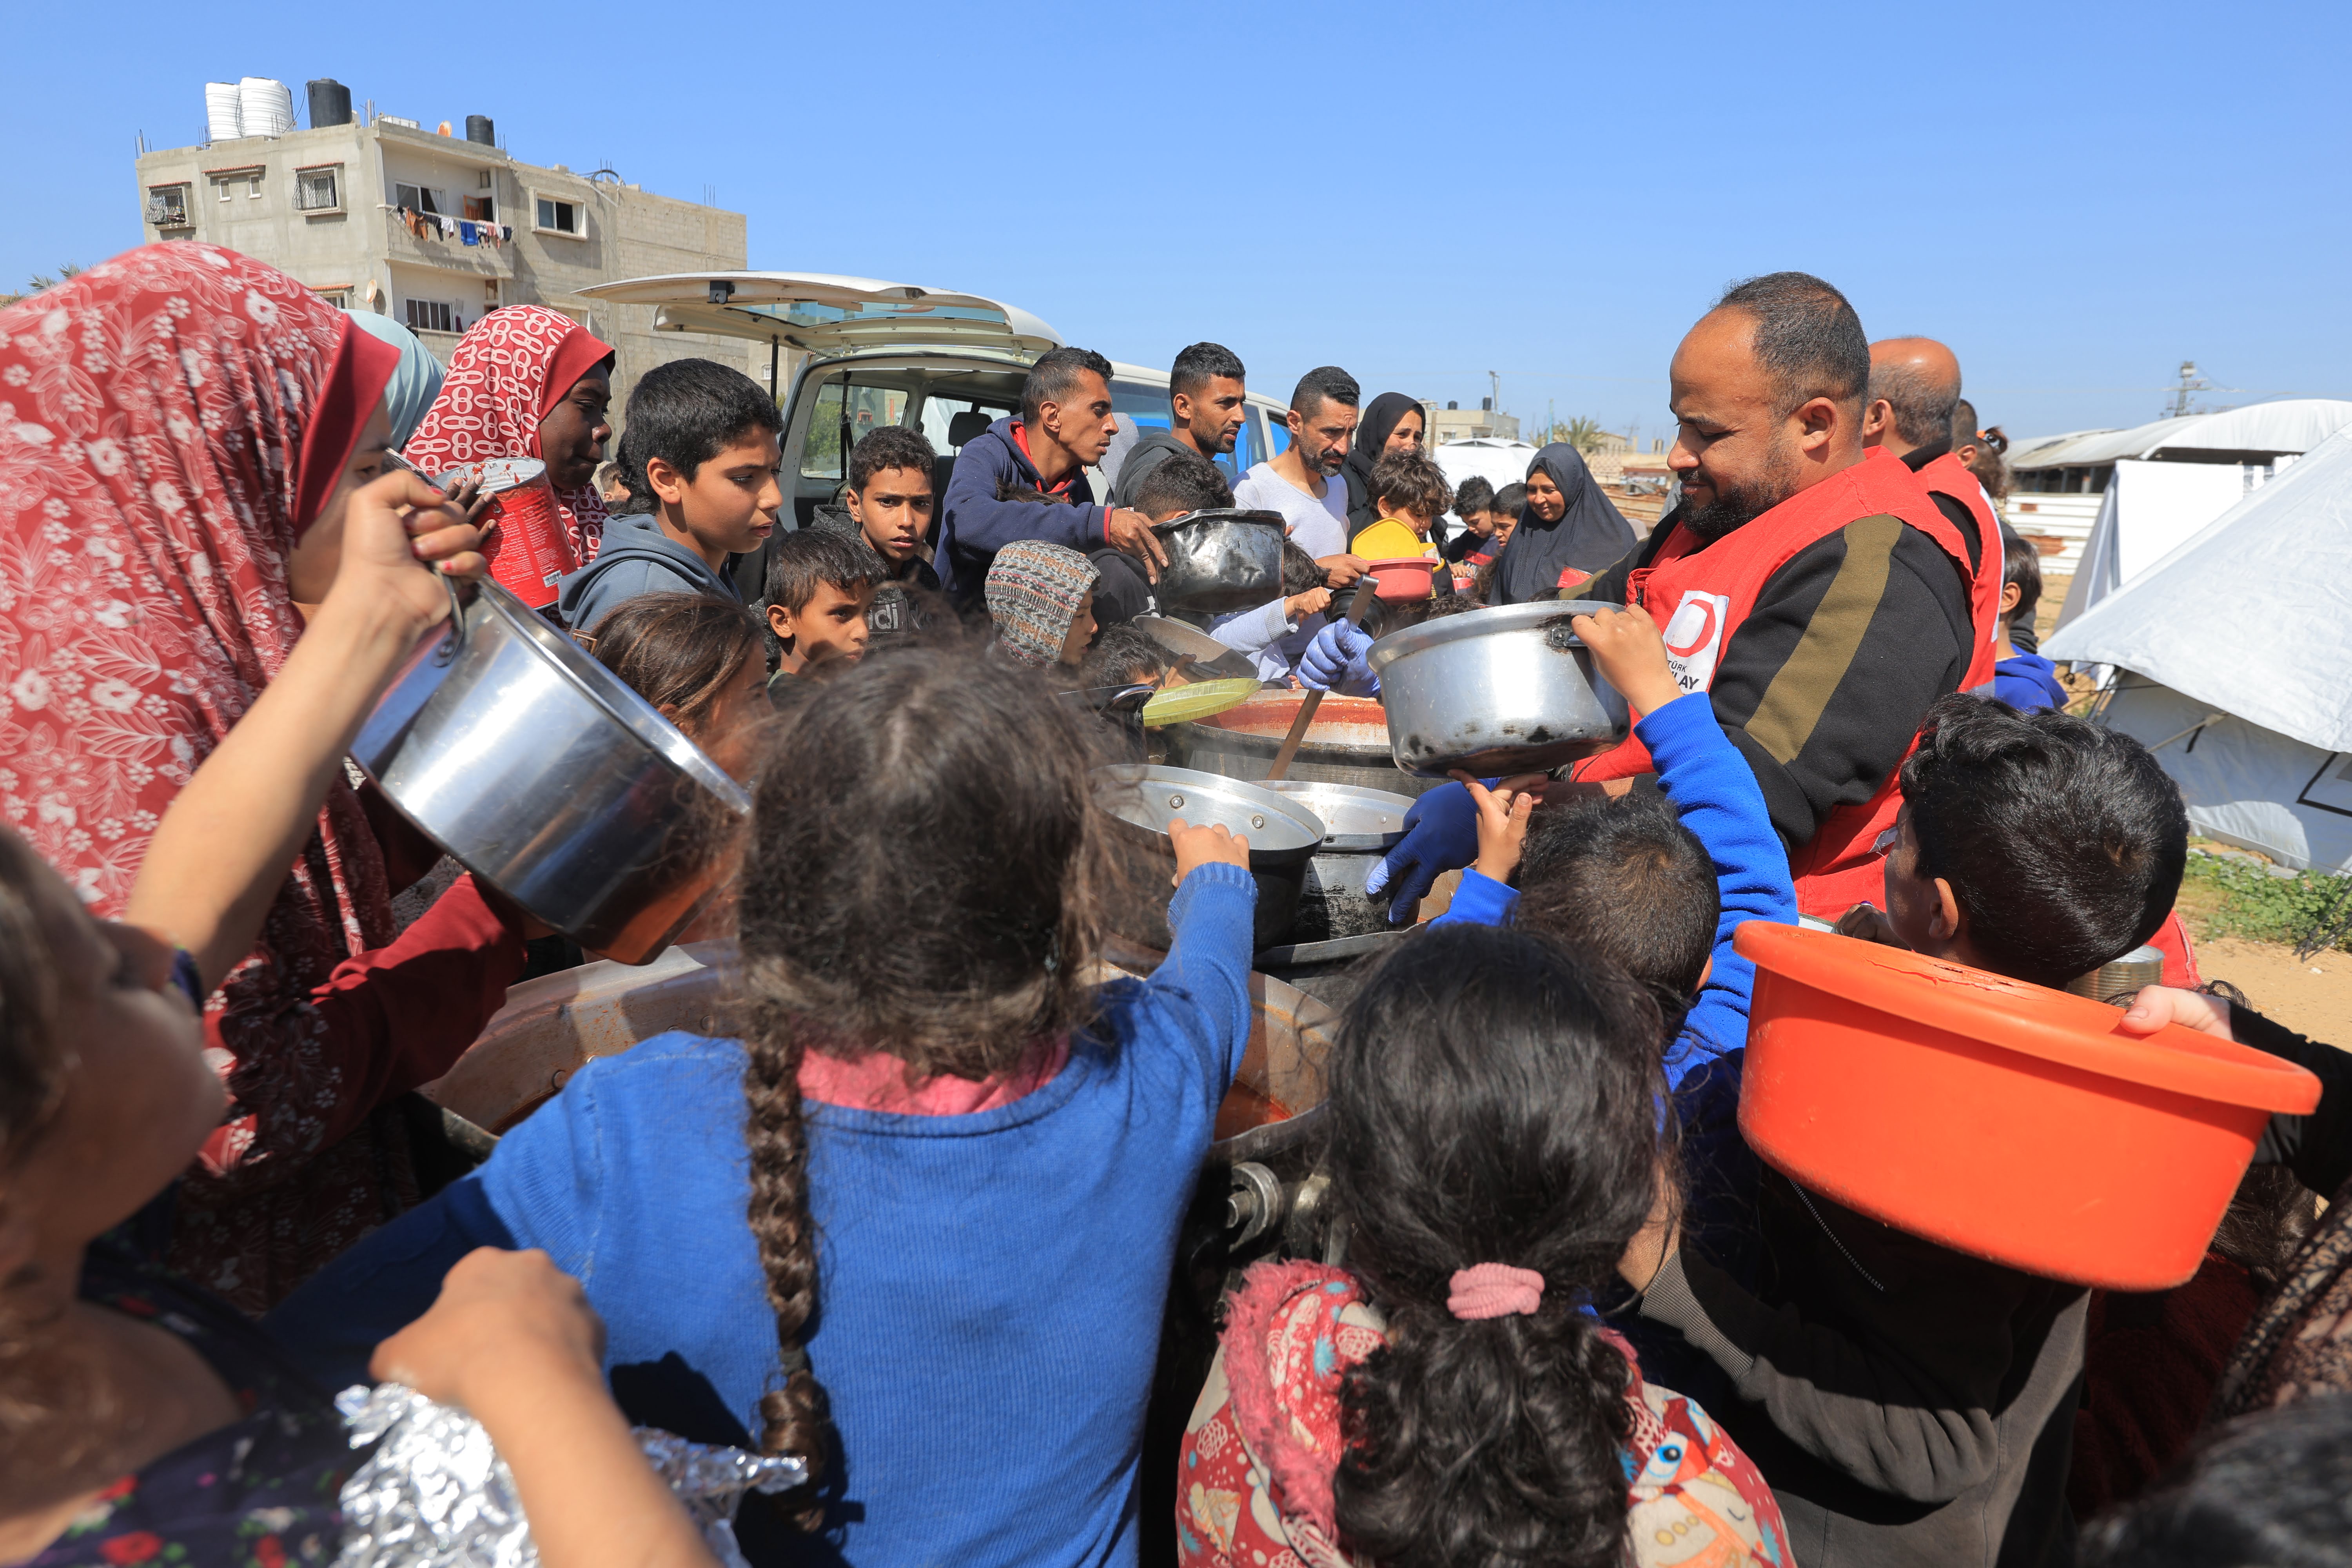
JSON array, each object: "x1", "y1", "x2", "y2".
[
  {"x1": 1425, "y1": 400, "x2": 1521, "y2": 444},
  {"x1": 133, "y1": 107, "x2": 758, "y2": 414}
]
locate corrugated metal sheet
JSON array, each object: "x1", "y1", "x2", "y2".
[{"x1": 2011, "y1": 400, "x2": 2352, "y2": 469}]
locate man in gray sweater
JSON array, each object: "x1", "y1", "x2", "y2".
[{"x1": 1109, "y1": 341, "x2": 1249, "y2": 508}]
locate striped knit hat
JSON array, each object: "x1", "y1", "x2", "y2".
[{"x1": 985, "y1": 540, "x2": 1101, "y2": 666}]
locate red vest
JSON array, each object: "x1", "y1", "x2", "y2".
[
  {"x1": 1915, "y1": 451, "x2": 2003, "y2": 691},
  {"x1": 1571, "y1": 447, "x2": 1973, "y2": 918}
]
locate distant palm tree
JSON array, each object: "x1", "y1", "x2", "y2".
[
  {"x1": 2, "y1": 263, "x2": 85, "y2": 309},
  {"x1": 1563, "y1": 417, "x2": 1606, "y2": 455}
]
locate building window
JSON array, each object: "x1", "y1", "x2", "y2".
[
  {"x1": 463, "y1": 194, "x2": 495, "y2": 222},
  {"x1": 211, "y1": 169, "x2": 263, "y2": 203},
  {"x1": 296, "y1": 165, "x2": 342, "y2": 213},
  {"x1": 146, "y1": 184, "x2": 192, "y2": 228},
  {"x1": 394, "y1": 181, "x2": 444, "y2": 216},
  {"x1": 314, "y1": 287, "x2": 353, "y2": 309},
  {"x1": 535, "y1": 197, "x2": 580, "y2": 235},
  {"x1": 404, "y1": 299, "x2": 458, "y2": 334}
]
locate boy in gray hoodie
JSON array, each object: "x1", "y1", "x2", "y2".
[{"x1": 557, "y1": 358, "x2": 781, "y2": 635}]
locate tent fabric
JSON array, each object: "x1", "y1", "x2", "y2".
[
  {"x1": 2096, "y1": 678, "x2": 2352, "y2": 873},
  {"x1": 2010, "y1": 400, "x2": 2352, "y2": 471},
  {"x1": 2054, "y1": 459, "x2": 2259, "y2": 635},
  {"x1": 2045, "y1": 428, "x2": 2352, "y2": 756}
]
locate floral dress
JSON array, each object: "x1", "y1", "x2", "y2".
[
  {"x1": 27, "y1": 1237, "x2": 352, "y2": 1568},
  {"x1": 1177, "y1": 1259, "x2": 1791, "y2": 1568}
]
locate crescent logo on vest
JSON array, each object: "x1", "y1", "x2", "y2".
[{"x1": 1661, "y1": 590, "x2": 1732, "y2": 694}]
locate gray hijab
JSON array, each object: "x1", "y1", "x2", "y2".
[{"x1": 1490, "y1": 443, "x2": 1637, "y2": 604}]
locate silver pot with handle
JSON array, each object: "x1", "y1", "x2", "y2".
[
  {"x1": 1259, "y1": 780, "x2": 1413, "y2": 943},
  {"x1": 1093, "y1": 764, "x2": 1324, "y2": 949},
  {"x1": 1368, "y1": 599, "x2": 1630, "y2": 777},
  {"x1": 351, "y1": 577, "x2": 753, "y2": 964}
]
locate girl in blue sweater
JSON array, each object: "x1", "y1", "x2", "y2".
[{"x1": 270, "y1": 651, "x2": 1261, "y2": 1568}]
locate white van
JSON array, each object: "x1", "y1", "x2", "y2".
[{"x1": 577, "y1": 271, "x2": 1294, "y2": 530}]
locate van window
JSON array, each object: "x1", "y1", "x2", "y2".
[
  {"x1": 1265, "y1": 409, "x2": 1292, "y2": 460},
  {"x1": 918, "y1": 395, "x2": 1014, "y2": 453},
  {"x1": 801, "y1": 380, "x2": 909, "y2": 478}
]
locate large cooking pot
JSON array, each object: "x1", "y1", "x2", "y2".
[
  {"x1": 1260, "y1": 781, "x2": 1413, "y2": 943},
  {"x1": 1149, "y1": 509, "x2": 1286, "y2": 613},
  {"x1": 1094, "y1": 764, "x2": 1324, "y2": 949},
  {"x1": 1369, "y1": 599, "x2": 1630, "y2": 777},
  {"x1": 1162, "y1": 689, "x2": 1442, "y2": 798},
  {"x1": 352, "y1": 578, "x2": 753, "y2": 964}
]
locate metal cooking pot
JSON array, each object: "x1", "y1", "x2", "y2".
[
  {"x1": 1162, "y1": 689, "x2": 1443, "y2": 798},
  {"x1": 1261, "y1": 781, "x2": 1414, "y2": 942},
  {"x1": 352, "y1": 578, "x2": 753, "y2": 965},
  {"x1": 1149, "y1": 509, "x2": 1287, "y2": 613},
  {"x1": 1094, "y1": 764, "x2": 1324, "y2": 949},
  {"x1": 1369, "y1": 599, "x2": 1630, "y2": 777}
]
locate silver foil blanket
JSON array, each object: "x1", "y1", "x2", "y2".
[{"x1": 332, "y1": 1383, "x2": 811, "y2": 1568}]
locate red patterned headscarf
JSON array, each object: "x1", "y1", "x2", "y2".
[{"x1": 404, "y1": 305, "x2": 615, "y2": 567}]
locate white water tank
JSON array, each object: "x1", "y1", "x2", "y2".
[
  {"x1": 236, "y1": 76, "x2": 296, "y2": 138},
  {"x1": 205, "y1": 81, "x2": 243, "y2": 141}
]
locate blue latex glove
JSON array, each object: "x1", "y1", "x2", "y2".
[
  {"x1": 1298, "y1": 619, "x2": 1376, "y2": 695},
  {"x1": 1365, "y1": 780, "x2": 1480, "y2": 921}
]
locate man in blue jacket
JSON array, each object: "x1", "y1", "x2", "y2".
[{"x1": 938, "y1": 346, "x2": 1167, "y2": 602}]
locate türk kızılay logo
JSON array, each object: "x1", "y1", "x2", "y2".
[{"x1": 1662, "y1": 591, "x2": 1732, "y2": 693}]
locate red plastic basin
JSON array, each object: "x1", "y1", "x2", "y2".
[
  {"x1": 1733, "y1": 922, "x2": 2322, "y2": 1290},
  {"x1": 1362, "y1": 556, "x2": 1437, "y2": 602}
]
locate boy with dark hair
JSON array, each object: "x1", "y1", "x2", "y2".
[
  {"x1": 820, "y1": 424, "x2": 940, "y2": 587},
  {"x1": 1432, "y1": 602, "x2": 1794, "y2": 1083},
  {"x1": 1991, "y1": 534, "x2": 2066, "y2": 711},
  {"x1": 1347, "y1": 448, "x2": 1457, "y2": 601},
  {"x1": 1628, "y1": 695, "x2": 2194, "y2": 1566},
  {"x1": 557, "y1": 358, "x2": 782, "y2": 634},
  {"x1": 1442, "y1": 473, "x2": 1497, "y2": 566},
  {"x1": 764, "y1": 527, "x2": 878, "y2": 687},
  {"x1": 935, "y1": 345, "x2": 1164, "y2": 601},
  {"x1": 1129, "y1": 450, "x2": 1234, "y2": 521},
  {"x1": 1110, "y1": 341, "x2": 1249, "y2": 507}
]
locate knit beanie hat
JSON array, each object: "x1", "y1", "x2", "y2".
[{"x1": 985, "y1": 540, "x2": 1100, "y2": 666}]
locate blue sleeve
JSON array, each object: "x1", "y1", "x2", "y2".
[
  {"x1": 1124, "y1": 862, "x2": 1259, "y2": 1101},
  {"x1": 262, "y1": 1063, "x2": 612, "y2": 1390},
  {"x1": 941, "y1": 439, "x2": 1107, "y2": 560},
  {"x1": 1430, "y1": 866, "x2": 1519, "y2": 929},
  {"x1": 1209, "y1": 598, "x2": 1292, "y2": 659},
  {"x1": 1640, "y1": 693, "x2": 1797, "y2": 1087}
]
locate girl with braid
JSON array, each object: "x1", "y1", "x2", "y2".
[{"x1": 269, "y1": 646, "x2": 1262, "y2": 1567}]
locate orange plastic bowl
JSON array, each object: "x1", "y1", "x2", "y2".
[
  {"x1": 1362, "y1": 556, "x2": 1437, "y2": 602},
  {"x1": 1733, "y1": 922, "x2": 2321, "y2": 1290}
]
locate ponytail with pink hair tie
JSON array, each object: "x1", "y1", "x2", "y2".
[{"x1": 1446, "y1": 1263, "x2": 1546, "y2": 1320}]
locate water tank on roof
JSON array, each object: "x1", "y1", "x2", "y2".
[
  {"x1": 308, "y1": 78, "x2": 352, "y2": 129},
  {"x1": 466, "y1": 115, "x2": 495, "y2": 147},
  {"x1": 205, "y1": 82, "x2": 243, "y2": 142},
  {"x1": 237, "y1": 77, "x2": 296, "y2": 138}
]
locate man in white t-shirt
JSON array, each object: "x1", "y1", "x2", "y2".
[{"x1": 1232, "y1": 365, "x2": 1369, "y2": 586}]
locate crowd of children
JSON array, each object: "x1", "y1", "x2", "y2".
[{"x1": 10, "y1": 241, "x2": 2352, "y2": 1568}]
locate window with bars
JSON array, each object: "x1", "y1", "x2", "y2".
[
  {"x1": 403, "y1": 299, "x2": 458, "y2": 334},
  {"x1": 146, "y1": 184, "x2": 191, "y2": 227},
  {"x1": 296, "y1": 166, "x2": 341, "y2": 212}
]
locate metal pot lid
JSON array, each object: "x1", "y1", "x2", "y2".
[
  {"x1": 1129, "y1": 615, "x2": 1263, "y2": 682},
  {"x1": 1259, "y1": 780, "x2": 1413, "y2": 850},
  {"x1": 1092, "y1": 764, "x2": 1324, "y2": 857},
  {"x1": 1366, "y1": 598, "x2": 1619, "y2": 673},
  {"x1": 1147, "y1": 507, "x2": 1287, "y2": 535}
]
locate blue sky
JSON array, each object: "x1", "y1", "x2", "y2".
[{"x1": 6, "y1": 1, "x2": 2345, "y2": 445}]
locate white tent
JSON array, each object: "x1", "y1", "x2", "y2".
[
  {"x1": 1433, "y1": 438, "x2": 1539, "y2": 497},
  {"x1": 2043, "y1": 429, "x2": 2352, "y2": 871},
  {"x1": 2011, "y1": 400, "x2": 2352, "y2": 472},
  {"x1": 2053, "y1": 459, "x2": 2265, "y2": 637}
]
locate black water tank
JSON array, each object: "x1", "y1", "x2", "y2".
[
  {"x1": 466, "y1": 115, "x2": 495, "y2": 147},
  {"x1": 307, "y1": 78, "x2": 352, "y2": 129}
]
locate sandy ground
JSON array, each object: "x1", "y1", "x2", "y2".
[{"x1": 2192, "y1": 937, "x2": 2352, "y2": 1043}]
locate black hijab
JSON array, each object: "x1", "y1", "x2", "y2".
[
  {"x1": 1490, "y1": 444, "x2": 1637, "y2": 605},
  {"x1": 1342, "y1": 392, "x2": 1424, "y2": 531}
]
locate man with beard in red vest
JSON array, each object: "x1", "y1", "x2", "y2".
[
  {"x1": 1369, "y1": 272, "x2": 1978, "y2": 920},
  {"x1": 1861, "y1": 337, "x2": 2006, "y2": 690}
]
